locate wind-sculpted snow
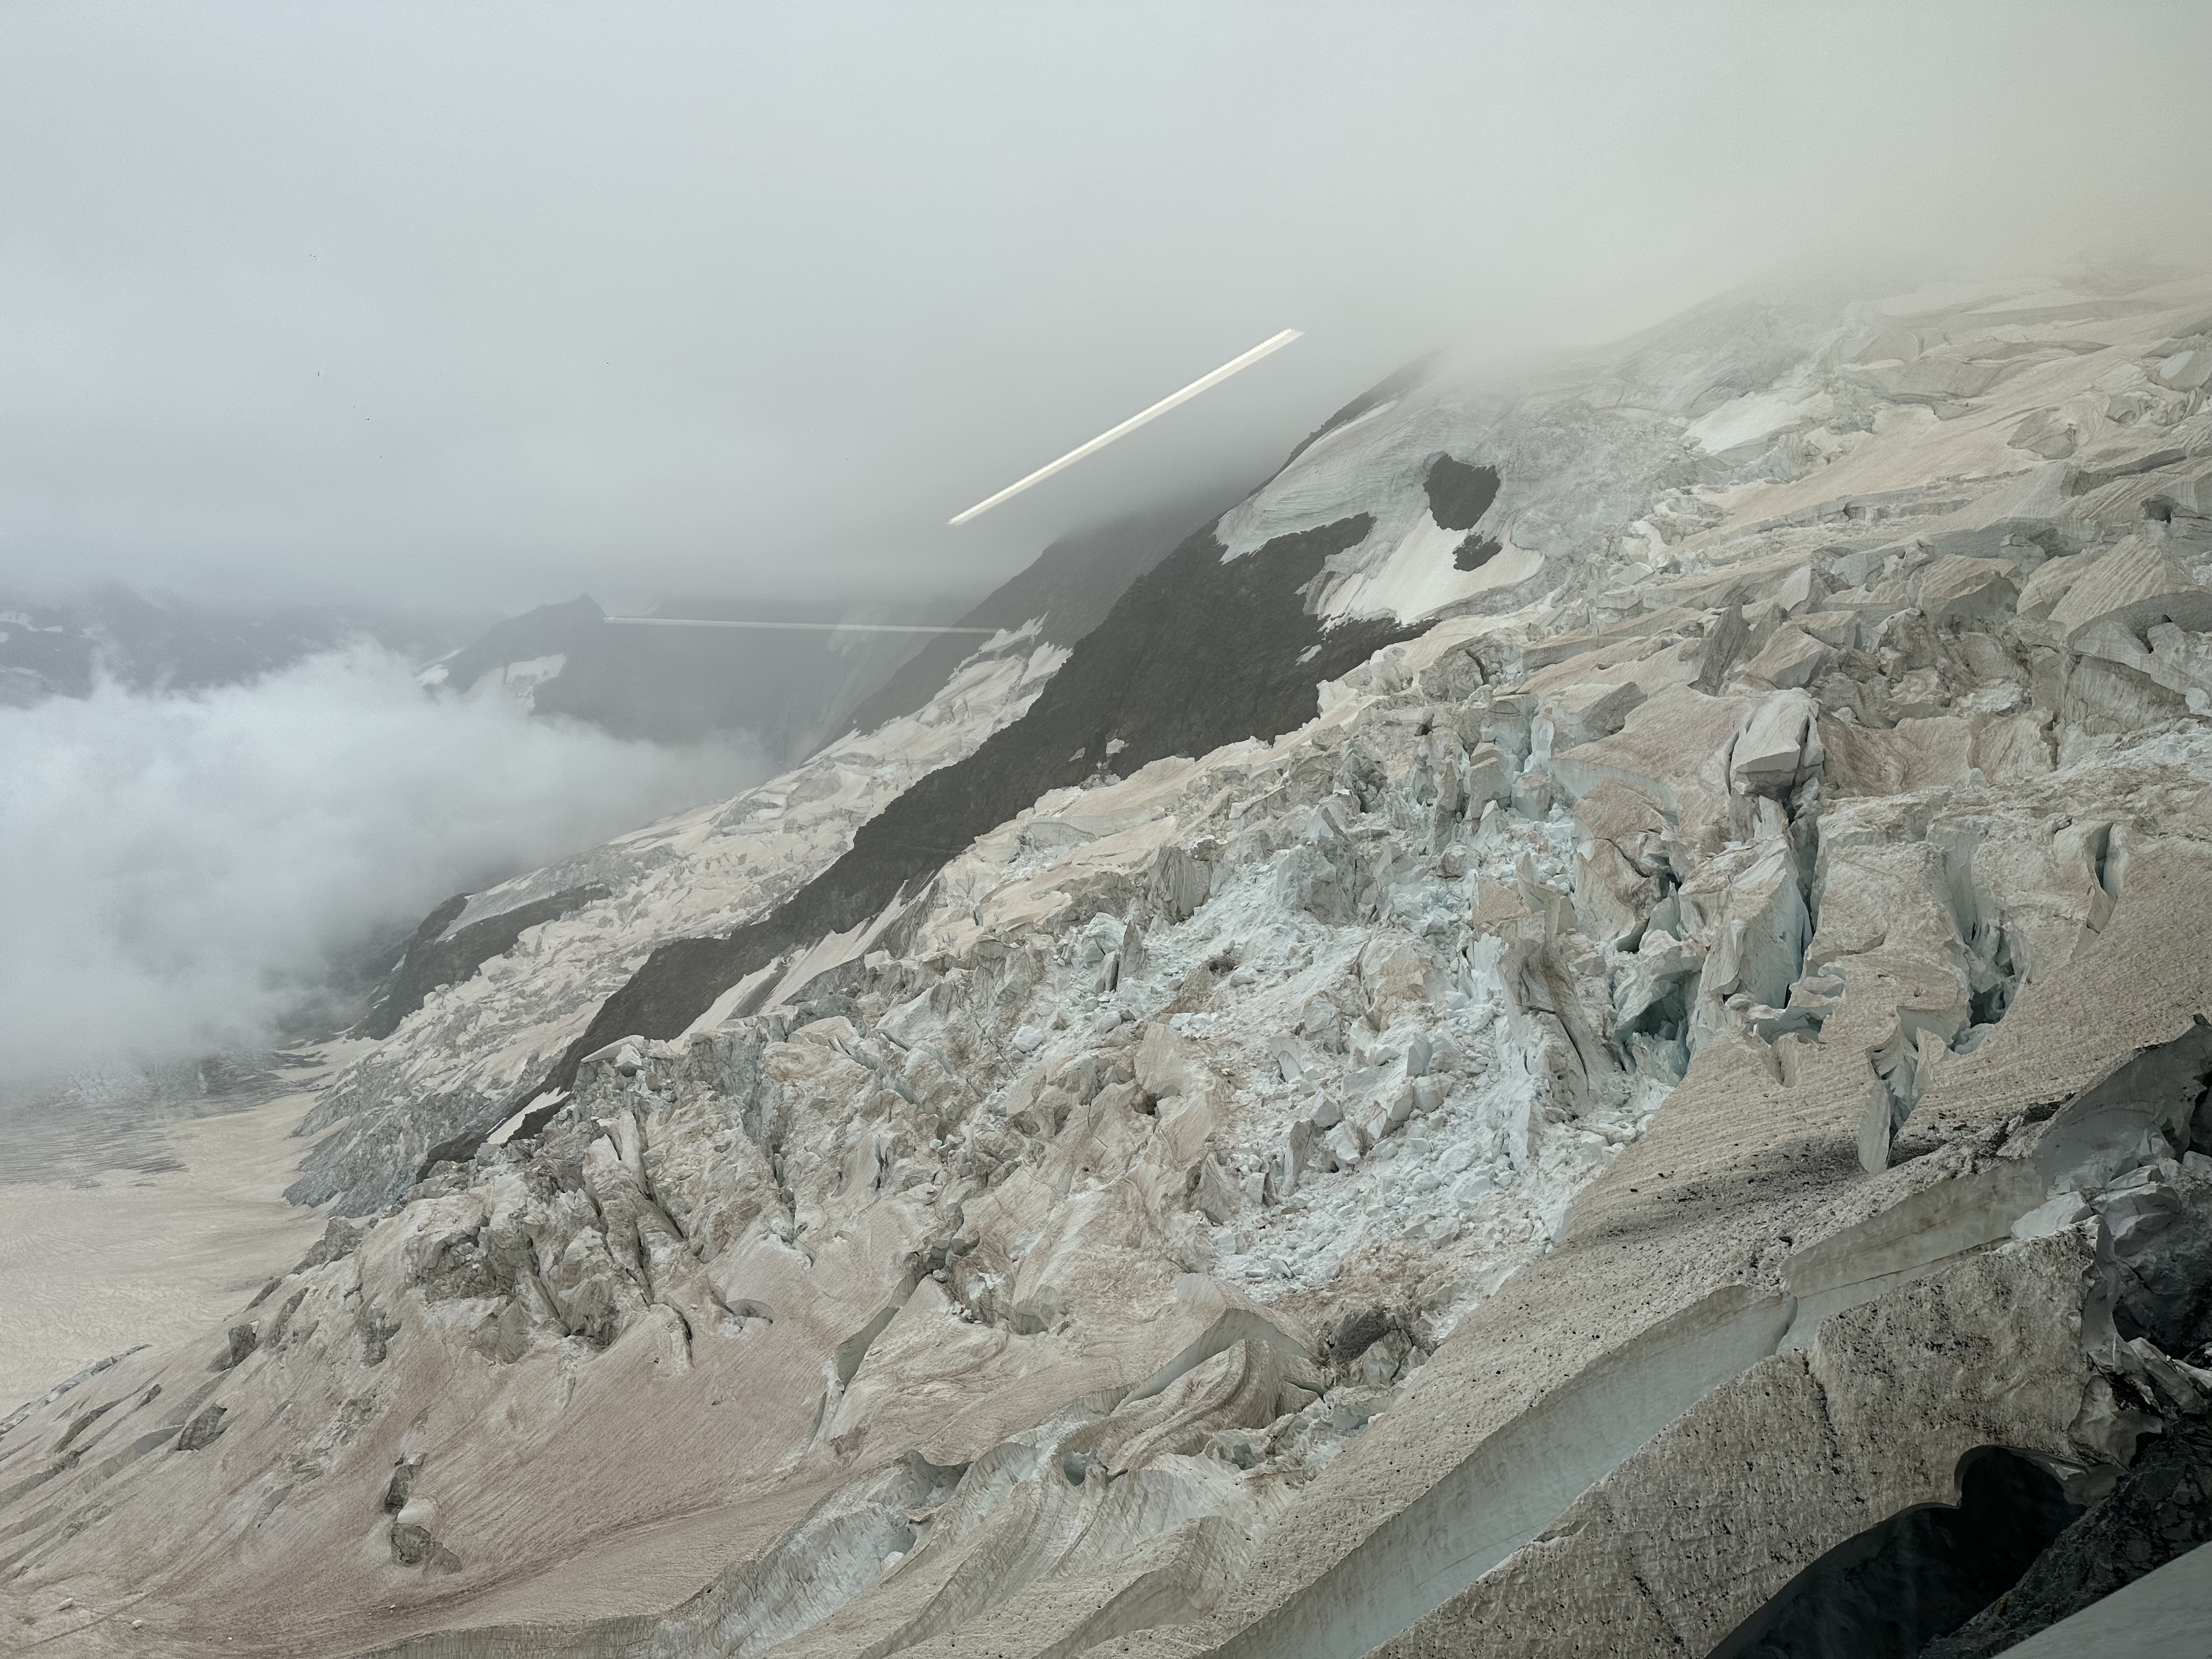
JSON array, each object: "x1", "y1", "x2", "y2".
[{"x1": 13, "y1": 268, "x2": 2212, "y2": 1657}]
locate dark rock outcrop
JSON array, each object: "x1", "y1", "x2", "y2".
[
  {"x1": 841, "y1": 491, "x2": 1237, "y2": 739},
  {"x1": 355, "y1": 883, "x2": 608, "y2": 1040},
  {"x1": 1423, "y1": 454, "x2": 1501, "y2": 531}
]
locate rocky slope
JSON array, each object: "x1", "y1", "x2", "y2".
[
  {"x1": 415, "y1": 494, "x2": 1229, "y2": 768},
  {"x1": 8, "y1": 267, "x2": 2212, "y2": 1657}
]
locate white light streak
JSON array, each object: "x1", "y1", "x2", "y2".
[{"x1": 948, "y1": 328, "x2": 1302, "y2": 525}]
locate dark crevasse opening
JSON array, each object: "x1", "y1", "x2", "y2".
[
  {"x1": 1615, "y1": 969, "x2": 1697, "y2": 1051},
  {"x1": 1922, "y1": 1415, "x2": 2212, "y2": 1658},
  {"x1": 1706, "y1": 1448, "x2": 2083, "y2": 1659}
]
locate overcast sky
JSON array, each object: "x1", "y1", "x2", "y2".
[{"x1": 4, "y1": 2, "x2": 2209, "y2": 617}]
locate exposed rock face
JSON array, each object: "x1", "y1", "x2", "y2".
[
  {"x1": 840, "y1": 494, "x2": 1239, "y2": 740},
  {"x1": 10, "y1": 267, "x2": 2212, "y2": 1658},
  {"x1": 416, "y1": 494, "x2": 1239, "y2": 768}
]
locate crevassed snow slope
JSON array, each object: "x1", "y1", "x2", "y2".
[{"x1": 287, "y1": 626, "x2": 1069, "y2": 1212}]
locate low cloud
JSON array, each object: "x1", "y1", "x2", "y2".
[
  {"x1": 7, "y1": 6, "x2": 2207, "y2": 616},
  {"x1": 0, "y1": 647, "x2": 768, "y2": 1082}
]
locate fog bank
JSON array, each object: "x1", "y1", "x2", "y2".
[
  {"x1": 4, "y1": 3, "x2": 2207, "y2": 617},
  {"x1": 0, "y1": 650, "x2": 766, "y2": 1082}
]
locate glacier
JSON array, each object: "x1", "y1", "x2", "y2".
[{"x1": 8, "y1": 266, "x2": 2212, "y2": 1656}]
